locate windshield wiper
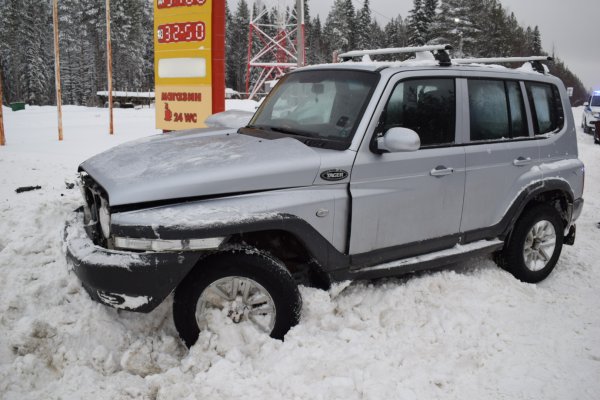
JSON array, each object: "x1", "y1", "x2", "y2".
[
  {"x1": 246, "y1": 124, "x2": 272, "y2": 131},
  {"x1": 269, "y1": 126, "x2": 318, "y2": 138},
  {"x1": 246, "y1": 124, "x2": 320, "y2": 140}
]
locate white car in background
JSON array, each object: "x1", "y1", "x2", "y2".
[{"x1": 582, "y1": 90, "x2": 600, "y2": 136}]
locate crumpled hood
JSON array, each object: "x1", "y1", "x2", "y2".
[{"x1": 80, "y1": 129, "x2": 322, "y2": 206}]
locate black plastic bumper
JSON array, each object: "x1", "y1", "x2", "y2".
[
  {"x1": 64, "y1": 212, "x2": 202, "y2": 312},
  {"x1": 564, "y1": 198, "x2": 583, "y2": 246},
  {"x1": 572, "y1": 198, "x2": 584, "y2": 222}
]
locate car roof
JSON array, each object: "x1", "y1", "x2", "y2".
[{"x1": 295, "y1": 61, "x2": 557, "y2": 82}]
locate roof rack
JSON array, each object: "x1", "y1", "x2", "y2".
[
  {"x1": 453, "y1": 56, "x2": 553, "y2": 73},
  {"x1": 338, "y1": 44, "x2": 453, "y2": 66}
]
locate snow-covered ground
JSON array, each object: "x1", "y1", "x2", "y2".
[{"x1": 0, "y1": 105, "x2": 599, "y2": 399}]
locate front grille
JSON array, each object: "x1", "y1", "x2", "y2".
[{"x1": 79, "y1": 173, "x2": 108, "y2": 247}]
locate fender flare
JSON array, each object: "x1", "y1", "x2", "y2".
[
  {"x1": 111, "y1": 213, "x2": 351, "y2": 272},
  {"x1": 464, "y1": 178, "x2": 575, "y2": 243}
]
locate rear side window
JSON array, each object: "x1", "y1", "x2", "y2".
[
  {"x1": 381, "y1": 78, "x2": 455, "y2": 147},
  {"x1": 525, "y1": 82, "x2": 564, "y2": 135},
  {"x1": 468, "y1": 79, "x2": 528, "y2": 141}
]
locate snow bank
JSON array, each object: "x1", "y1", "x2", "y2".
[{"x1": 0, "y1": 106, "x2": 599, "y2": 399}]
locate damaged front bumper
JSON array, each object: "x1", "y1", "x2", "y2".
[{"x1": 64, "y1": 212, "x2": 203, "y2": 312}]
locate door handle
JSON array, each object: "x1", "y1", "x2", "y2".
[
  {"x1": 513, "y1": 157, "x2": 532, "y2": 166},
  {"x1": 430, "y1": 166, "x2": 454, "y2": 177}
]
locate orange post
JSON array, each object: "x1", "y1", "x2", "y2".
[
  {"x1": 212, "y1": 0, "x2": 226, "y2": 114},
  {"x1": 53, "y1": 0, "x2": 64, "y2": 141},
  {"x1": 106, "y1": 0, "x2": 114, "y2": 135}
]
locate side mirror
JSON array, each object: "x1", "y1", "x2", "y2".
[
  {"x1": 376, "y1": 127, "x2": 420, "y2": 153},
  {"x1": 583, "y1": 102, "x2": 589, "y2": 107}
]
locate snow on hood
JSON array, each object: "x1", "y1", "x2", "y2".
[
  {"x1": 205, "y1": 110, "x2": 254, "y2": 129},
  {"x1": 80, "y1": 129, "x2": 322, "y2": 206}
]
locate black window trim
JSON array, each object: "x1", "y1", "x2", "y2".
[
  {"x1": 466, "y1": 77, "x2": 529, "y2": 143},
  {"x1": 524, "y1": 80, "x2": 565, "y2": 136},
  {"x1": 247, "y1": 68, "x2": 381, "y2": 151},
  {"x1": 371, "y1": 76, "x2": 459, "y2": 152}
]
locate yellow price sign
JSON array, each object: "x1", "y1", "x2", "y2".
[{"x1": 154, "y1": 0, "x2": 225, "y2": 130}]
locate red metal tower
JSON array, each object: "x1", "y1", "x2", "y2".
[{"x1": 245, "y1": 0, "x2": 305, "y2": 100}]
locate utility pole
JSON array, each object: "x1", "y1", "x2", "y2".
[
  {"x1": 106, "y1": 0, "x2": 114, "y2": 135},
  {"x1": 297, "y1": 0, "x2": 305, "y2": 67},
  {"x1": 0, "y1": 66, "x2": 5, "y2": 146},
  {"x1": 53, "y1": 0, "x2": 63, "y2": 141},
  {"x1": 454, "y1": 18, "x2": 463, "y2": 59}
]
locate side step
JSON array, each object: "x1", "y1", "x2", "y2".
[{"x1": 348, "y1": 239, "x2": 504, "y2": 280}]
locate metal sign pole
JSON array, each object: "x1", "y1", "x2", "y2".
[
  {"x1": 53, "y1": 0, "x2": 63, "y2": 141},
  {"x1": 106, "y1": 0, "x2": 114, "y2": 135}
]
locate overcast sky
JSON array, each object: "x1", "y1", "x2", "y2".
[{"x1": 234, "y1": 0, "x2": 600, "y2": 90}]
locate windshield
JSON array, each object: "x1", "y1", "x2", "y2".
[
  {"x1": 592, "y1": 96, "x2": 600, "y2": 107},
  {"x1": 247, "y1": 70, "x2": 379, "y2": 148}
]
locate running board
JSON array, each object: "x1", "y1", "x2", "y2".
[{"x1": 348, "y1": 239, "x2": 504, "y2": 280}]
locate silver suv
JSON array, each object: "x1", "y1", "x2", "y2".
[{"x1": 65, "y1": 46, "x2": 584, "y2": 347}]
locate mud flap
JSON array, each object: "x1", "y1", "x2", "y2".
[{"x1": 564, "y1": 225, "x2": 576, "y2": 246}]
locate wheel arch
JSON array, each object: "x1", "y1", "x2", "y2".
[
  {"x1": 464, "y1": 179, "x2": 574, "y2": 244},
  {"x1": 222, "y1": 229, "x2": 333, "y2": 289},
  {"x1": 503, "y1": 179, "x2": 574, "y2": 240}
]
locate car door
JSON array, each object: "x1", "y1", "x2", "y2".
[
  {"x1": 349, "y1": 74, "x2": 466, "y2": 260},
  {"x1": 460, "y1": 77, "x2": 541, "y2": 238}
]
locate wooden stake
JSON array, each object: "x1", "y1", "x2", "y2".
[
  {"x1": 296, "y1": 0, "x2": 305, "y2": 67},
  {"x1": 106, "y1": 0, "x2": 114, "y2": 135},
  {"x1": 53, "y1": 0, "x2": 63, "y2": 141},
  {"x1": 0, "y1": 67, "x2": 5, "y2": 146}
]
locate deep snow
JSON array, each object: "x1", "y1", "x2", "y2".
[{"x1": 0, "y1": 105, "x2": 599, "y2": 399}]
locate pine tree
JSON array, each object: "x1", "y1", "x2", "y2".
[
  {"x1": 232, "y1": 0, "x2": 250, "y2": 92},
  {"x1": 225, "y1": 2, "x2": 236, "y2": 89},
  {"x1": 384, "y1": 16, "x2": 408, "y2": 49},
  {"x1": 0, "y1": 0, "x2": 587, "y2": 106},
  {"x1": 323, "y1": 0, "x2": 355, "y2": 54},
  {"x1": 356, "y1": 0, "x2": 373, "y2": 50},
  {"x1": 408, "y1": 0, "x2": 427, "y2": 46},
  {"x1": 532, "y1": 26, "x2": 542, "y2": 54},
  {"x1": 308, "y1": 15, "x2": 328, "y2": 63},
  {"x1": 423, "y1": 0, "x2": 438, "y2": 42},
  {"x1": 20, "y1": 0, "x2": 53, "y2": 105}
]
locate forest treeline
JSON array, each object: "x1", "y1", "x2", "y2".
[{"x1": 0, "y1": 0, "x2": 588, "y2": 106}]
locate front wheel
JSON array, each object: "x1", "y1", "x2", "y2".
[
  {"x1": 173, "y1": 248, "x2": 302, "y2": 348},
  {"x1": 500, "y1": 204, "x2": 564, "y2": 283}
]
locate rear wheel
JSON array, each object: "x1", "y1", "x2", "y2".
[
  {"x1": 500, "y1": 204, "x2": 564, "y2": 283},
  {"x1": 173, "y1": 248, "x2": 301, "y2": 348},
  {"x1": 583, "y1": 117, "x2": 590, "y2": 134}
]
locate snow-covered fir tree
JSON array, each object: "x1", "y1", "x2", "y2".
[
  {"x1": 408, "y1": 0, "x2": 426, "y2": 46},
  {"x1": 0, "y1": 0, "x2": 588, "y2": 105},
  {"x1": 532, "y1": 26, "x2": 542, "y2": 54},
  {"x1": 356, "y1": 0, "x2": 373, "y2": 50},
  {"x1": 323, "y1": 0, "x2": 355, "y2": 53}
]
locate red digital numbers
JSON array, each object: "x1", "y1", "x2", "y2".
[
  {"x1": 157, "y1": 0, "x2": 206, "y2": 9},
  {"x1": 157, "y1": 22, "x2": 206, "y2": 43}
]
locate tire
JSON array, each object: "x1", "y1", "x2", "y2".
[
  {"x1": 500, "y1": 204, "x2": 564, "y2": 283},
  {"x1": 173, "y1": 248, "x2": 301, "y2": 348},
  {"x1": 583, "y1": 119, "x2": 590, "y2": 134}
]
